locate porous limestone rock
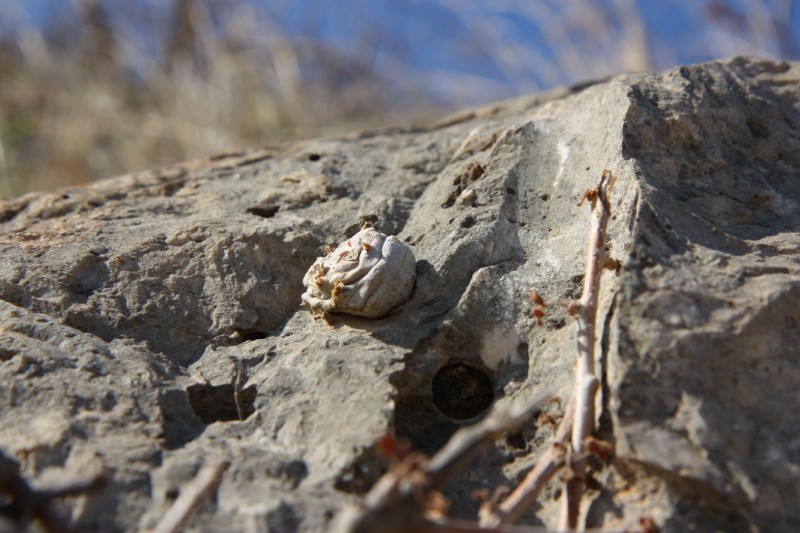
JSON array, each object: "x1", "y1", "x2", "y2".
[{"x1": 0, "y1": 56, "x2": 798, "y2": 532}]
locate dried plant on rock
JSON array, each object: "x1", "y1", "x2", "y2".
[{"x1": 301, "y1": 227, "x2": 416, "y2": 319}]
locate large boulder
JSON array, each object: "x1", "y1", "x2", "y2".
[{"x1": 0, "y1": 56, "x2": 798, "y2": 532}]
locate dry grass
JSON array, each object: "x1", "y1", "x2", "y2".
[
  {"x1": 0, "y1": 0, "x2": 796, "y2": 197},
  {"x1": 0, "y1": 0, "x2": 440, "y2": 196}
]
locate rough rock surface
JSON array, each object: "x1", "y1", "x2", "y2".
[{"x1": 1, "y1": 56, "x2": 799, "y2": 532}]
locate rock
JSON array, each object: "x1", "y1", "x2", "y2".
[{"x1": 0, "y1": 56, "x2": 798, "y2": 532}]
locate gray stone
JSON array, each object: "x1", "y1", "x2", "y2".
[{"x1": 0, "y1": 56, "x2": 798, "y2": 532}]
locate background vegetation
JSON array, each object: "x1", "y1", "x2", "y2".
[{"x1": 0, "y1": 0, "x2": 797, "y2": 197}]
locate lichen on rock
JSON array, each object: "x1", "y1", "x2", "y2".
[{"x1": 301, "y1": 227, "x2": 416, "y2": 318}]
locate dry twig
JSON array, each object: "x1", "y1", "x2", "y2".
[
  {"x1": 560, "y1": 170, "x2": 616, "y2": 530},
  {"x1": 480, "y1": 400, "x2": 573, "y2": 527},
  {"x1": 151, "y1": 461, "x2": 229, "y2": 533},
  {"x1": 332, "y1": 394, "x2": 550, "y2": 533},
  {"x1": 482, "y1": 171, "x2": 616, "y2": 530}
]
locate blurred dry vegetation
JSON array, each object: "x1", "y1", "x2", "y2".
[{"x1": 0, "y1": 0, "x2": 797, "y2": 197}]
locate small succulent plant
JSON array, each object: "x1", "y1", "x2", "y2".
[{"x1": 301, "y1": 227, "x2": 416, "y2": 318}]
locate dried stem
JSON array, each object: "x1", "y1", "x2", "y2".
[
  {"x1": 424, "y1": 394, "x2": 550, "y2": 489},
  {"x1": 332, "y1": 394, "x2": 550, "y2": 533},
  {"x1": 481, "y1": 400, "x2": 574, "y2": 527},
  {"x1": 151, "y1": 461, "x2": 229, "y2": 533},
  {"x1": 559, "y1": 170, "x2": 616, "y2": 531},
  {"x1": 483, "y1": 171, "x2": 616, "y2": 531}
]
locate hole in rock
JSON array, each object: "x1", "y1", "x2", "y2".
[
  {"x1": 432, "y1": 363, "x2": 494, "y2": 420},
  {"x1": 308, "y1": 153, "x2": 321, "y2": 161},
  {"x1": 234, "y1": 329, "x2": 268, "y2": 342},
  {"x1": 246, "y1": 205, "x2": 279, "y2": 218},
  {"x1": 460, "y1": 216, "x2": 476, "y2": 228},
  {"x1": 186, "y1": 383, "x2": 257, "y2": 424},
  {"x1": 506, "y1": 430, "x2": 527, "y2": 450},
  {"x1": 746, "y1": 117, "x2": 769, "y2": 138}
]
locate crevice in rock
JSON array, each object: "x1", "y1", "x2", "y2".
[
  {"x1": 442, "y1": 162, "x2": 486, "y2": 208},
  {"x1": 247, "y1": 205, "x2": 280, "y2": 219},
  {"x1": 186, "y1": 382, "x2": 257, "y2": 424},
  {"x1": 158, "y1": 389, "x2": 206, "y2": 450},
  {"x1": 597, "y1": 294, "x2": 618, "y2": 440},
  {"x1": 232, "y1": 328, "x2": 268, "y2": 343},
  {"x1": 0, "y1": 346, "x2": 18, "y2": 361},
  {"x1": 505, "y1": 430, "x2": 527, "y2": 450},
  {"x1": 64, "y1": 253, "x2": 110, "y2": 303},
  {"x1": 0, "y1": 198, "x2": 28, "y2": 223}
]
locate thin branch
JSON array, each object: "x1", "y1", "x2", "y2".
[
  {"x1": 481, "y1": 400, "x2": 573, "y2": 527},
  {"x1": 151, "y1": 461, "x2": 229, "y2": 533},
  {"x1": 332, "y1": 394, "x2": 550, "y2": 533},
  {"x1": 560, "y1": 170, "x2": 616, "y2": 531},
  {"x1": 424, "y1": 393, "x2": 551, "y2": 490}
]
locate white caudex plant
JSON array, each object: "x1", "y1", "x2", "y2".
[{"x1": 301, "y1": 227, "x2": 416, "y2": 318}]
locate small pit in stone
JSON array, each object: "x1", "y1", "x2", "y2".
[
  {"x1": 233, "y1": 328, "x2": 268, "y2": 342},
  {"x1": 506, "y1": 430, "x2": 527, "y2": 450},
  {"x1": 432, "y1": 363, "x2": 494, "y2": 420},
  {"x1": 247, "y1": 205, "x2": 279, "y2": 218},
  {"x1": 186, "y1": 383, "x2": 257, "y2": 424}
]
